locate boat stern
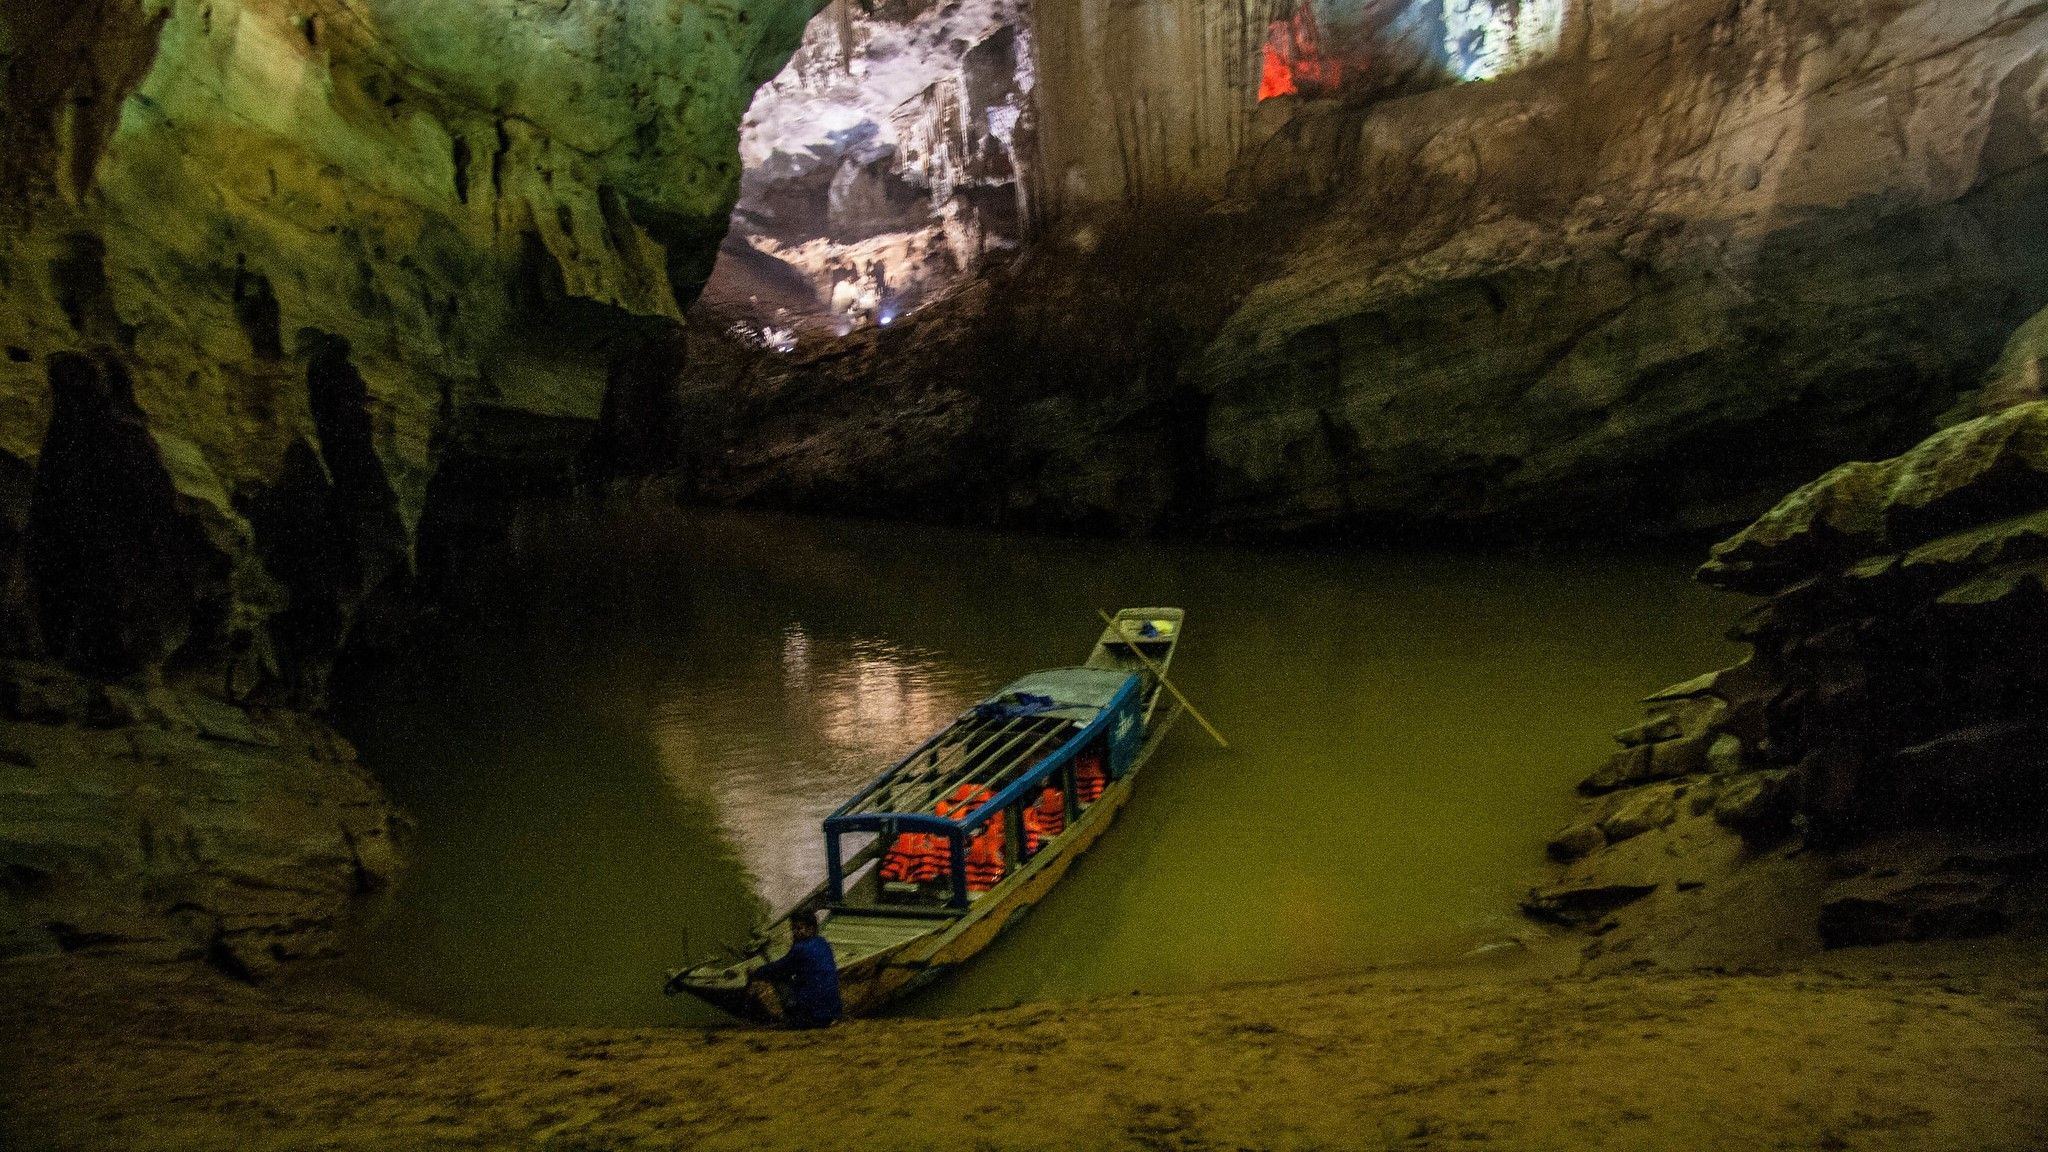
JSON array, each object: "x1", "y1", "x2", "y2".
[{"x1": 664, "y1": 960, "x2": 768, "y2": 1022}]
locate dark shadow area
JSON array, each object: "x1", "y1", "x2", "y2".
[{"x1": 27, "y1": 351, "x2": 221, "y2": 677}]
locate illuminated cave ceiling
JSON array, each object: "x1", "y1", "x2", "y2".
[
  {"x1": 702, "y1": 0, "x2": 1036, "y2": 340},
  {"x1": 703, "y1": 0, "x2": 1575, "y2": 339}
]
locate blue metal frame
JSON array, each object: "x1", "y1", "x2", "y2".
[
  {"x1": 822, "y1": 672, "x2": 1141, "y2": 908},
  {"x1": 827, "y1": 723, "x2": 961, "y2": 820}
]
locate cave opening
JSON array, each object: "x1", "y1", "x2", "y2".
[
  {"x1": 697, "y1": 0, "x2": 1037, "y2": 346},
  {"x1": 702, "y1": 0, "x2": 1581, "y2": 352}
]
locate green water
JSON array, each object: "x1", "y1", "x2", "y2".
[{"x1": 339, "y1": 505, "x2": 1738, "y2": 1026}]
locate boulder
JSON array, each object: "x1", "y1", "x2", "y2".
[
  {"x1": 1597, "y1": 781, "x2": 1688, "y2": 847},
  {"x1": 1520, "y1": 883, "x2": 1657, "y2": 929},
  {"x1": 1546, "y1": 821, "x2": 1606, "y2": 864},
  {"x1": 1818, "y1": 877, "x2": 2006, "y2": 949},
  {"x1": 1705, "y1": 734, "x2": 1747, "y2": 776},
  {"x1": 1701, "y1": 403, "x2": 2048, "y2": 595},
  {"x1": 0, "y1": 670, "x2": 403, "y2": 973},
  {"x1": 1709, "y1": 769, "x2": 1800, "y2": 846},
  {"x1": 1613, "y1": 714, "x2": 1683, "y2": 749},
  {"x1": 1580, "y1": 732, "x2": 1712, "y2": 796}
]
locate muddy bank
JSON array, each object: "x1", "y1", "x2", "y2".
[{"x1": 4, "y1": 947, "x2": 2046, "y2": 1151}]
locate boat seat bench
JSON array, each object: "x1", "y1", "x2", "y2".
[{"x1": 821, "y1": 913, "x2": 942, "y2": 965}]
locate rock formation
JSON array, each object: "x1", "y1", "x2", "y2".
[
  {"x1": 670, "y1": 0, "x2": 2048, "y2": 544},
  {"x1": 0, "y1": 662, "x2": 399, "y2": 975},
  {"x1": 708, "y1": 0, "x2": 1038, "y2": 336},
  {"x1": 1198, "y1": 0, "x2": 2048, "y2": 541},
  {"x1": 1530, "y1": 401, "x2": 2048, "y2": 964},
  {"x1": 0, "y1": 0, "x2": 818, "y2": 969}
]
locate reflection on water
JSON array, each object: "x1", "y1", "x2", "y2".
[
  {"x1": 653, "y1": 629, "x2": 981, "y2": 913},
  {"x1": 340, "y1": 505, "x2": 1737, "y2": 1025}
]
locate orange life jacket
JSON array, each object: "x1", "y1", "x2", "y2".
[
  {"x1": 935, "y1": 783, "x2": 991, "y2": 823},
  {"x1": 937, "y1": 783, "x2": 1006, "y2": 893},
  {"x1": 879, "y1": 830, "x2": 943, "y2": 884},
  {"x1": 1022, "y1": 786, "x2": 1066, "y2": 855},
  {"x1": 1075, "y1": 749, "x2": 1107, "y2": 804},
  {"x1": 965, "y1": 821, "x2": 1006, "y2": 891}
]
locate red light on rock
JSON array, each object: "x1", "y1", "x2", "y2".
[
  {"x1": 1259, "y1": 43, "x2": 1298, "y2": 100},
  {"x1": 1257, "y1": 6, "x2": 1346, "y2": 103}
]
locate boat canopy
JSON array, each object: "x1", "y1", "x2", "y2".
[{"x1": 821, "y1": 667, "x2": 1142, "y2": 908}]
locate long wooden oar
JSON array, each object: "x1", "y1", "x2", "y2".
[{"x1": 1099, "y1": 609, "x2": 1229, "y2": 749}]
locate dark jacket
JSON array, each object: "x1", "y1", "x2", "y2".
[{"x1": 756, "y1": 934, "x2": 842, "y2": 1026}]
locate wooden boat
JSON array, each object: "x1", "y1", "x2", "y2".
[{"x1": 664, "y1": 607, "x2": 1187, "y2": 1022}]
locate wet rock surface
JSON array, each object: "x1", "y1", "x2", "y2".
[
  {"x1": 0, "y1": 660, "x2": 401, "y2": 974},
  {"x1": 0, "y1": 0, "x2": 820, "y2": 691},
  {"x1": 1532, "y1": 401, "x2": 2048, "y2": 964}
]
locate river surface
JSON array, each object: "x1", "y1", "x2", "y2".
[{"x1": 339, "y1": 505, "x2": 1738, "y2": 1026}]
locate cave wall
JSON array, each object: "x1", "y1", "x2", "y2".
[
  {"x1": 1029, "y1": 0, "x2": 1621, "y2": 209},
  {"x1": 1199, "y1": 0, "x2": 2048, "y2": 539},
  {"x1": 677, "y1": 0, "x2": 2048, "y2": 545},
  {"x1": 0, "y1": 0, "x2": 820, "y2": 969},
  {"x1": 0, "y1": 0, "x2": 819, "y2": 690},
  {"x1": 1029, "y1": 0, "x2": 1276, "y2": 208},
  {"x1": 709, "y1": 0, "x2": 1037, "y2": 335}
]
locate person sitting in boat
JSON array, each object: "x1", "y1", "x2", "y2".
[{"x1": 750, "y1": 908, "x2": 842, "y2": 1029}]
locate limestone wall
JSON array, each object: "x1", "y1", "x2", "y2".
[
  {"x1": 0, "y1": 0, "x2": 819, "y2": 970},
  {"x1": 1198, "y1": 0, "x2": 2048, "y2": 538},
  {"x1": 0, "y1": 0, "x2": 819, "y2": 689},
  {"x1": 1029, "y1": 0, "x2": 1615, "y2": 210},
  {"x1": 667, "y1": 0, "x2": 2048, "y2": 546}
]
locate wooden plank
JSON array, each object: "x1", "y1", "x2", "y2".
[
  {"x1": 821, "y1": 916, "x2": 937, "y2": 965},
  {"x1": 866, "y1": 715, "x2": 1001, "y2": 812}
]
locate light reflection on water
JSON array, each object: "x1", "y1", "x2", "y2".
[
  {"x1": 340, "y1": 504, "x2": 1739, "y2": 1026},
  {"x1": 653, "y1": 628, "x2": 983, "y2": 913}
]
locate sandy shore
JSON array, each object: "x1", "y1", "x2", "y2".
[{"x1": 5, "y1": 945, "x2": 2046, "y2": 1151}]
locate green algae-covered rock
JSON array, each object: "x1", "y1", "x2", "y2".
[
  {"x1": 1943, "y1": 305, "x2": 2048, "y2": 425},
  {"x1": 0, "y1": 0, "x2": 824, "y2": 961},
  {"x1": 0, "y1": 0, "x2": 819, "y2": 685},
  {"x1": 1542, "y1": 395, "x2": 2048, "y2": 953},
  {"x1": 1699, "y1": 402, "x2": 2048, "y2": 595}
]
